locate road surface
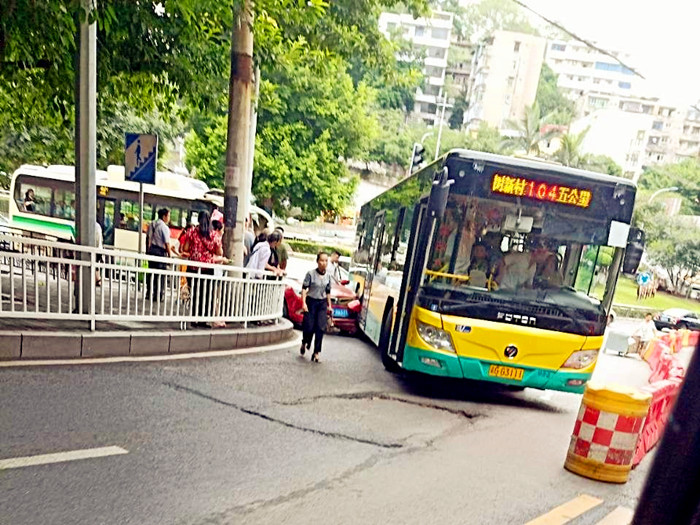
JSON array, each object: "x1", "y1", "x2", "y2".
[{"x1": 1, "y1": 328, "x2": 657, "y2": 524}]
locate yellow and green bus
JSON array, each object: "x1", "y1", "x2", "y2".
[{"x1": 350, "y1": 150, "x2": 637, "y2": 393}]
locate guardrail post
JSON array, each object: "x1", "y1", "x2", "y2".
[
  {"x1": 243, "y1": 277, "x2": 250, "y2": 328},
  {"x1": 90, "y1": 251, "x2": 96, "y2": 331}
]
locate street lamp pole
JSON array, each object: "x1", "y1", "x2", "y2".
[
  {"x1": 434, "y1": 92, "x2": 453, "y2": 160},
  {"x1": 648, "y1": 186, "x2": 679, "y2": 204},
  {"x1": 421, "y1": 131, "x2": 434, "y2": 144}
]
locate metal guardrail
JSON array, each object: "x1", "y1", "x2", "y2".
[{"x1": 0, "y1": 233, "x2": 286, "y2": 330}]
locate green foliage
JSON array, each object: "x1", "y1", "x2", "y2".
[
  {"x1": 448, "y1": 96, "x2": 468, "y2": 130},
  {"x1": 554, "y1": 127, "x2": 589, "y2": 167},
  {"x1": 287, "y1": 239, "x2": 353, "y2": 258},
  {"x1": 458, "y1": 0, "x2": 539, "y2": 42},
  {"x1": 502, "y1": 102, "x2": 559, "y2": 156},
  {"x1": 647, "y1": 221, "x2": 700, "y2": 292},
  {"x1": 638, "y1": 159, "x2": 700, "y2": 215},
  {"x1": 584, "y1": 154, "x2": 622, "y2": 177},
  {"x1": 535, "y1": 64, "x2": 575, "y2": 126}
]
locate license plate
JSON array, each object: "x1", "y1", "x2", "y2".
[
  {"x1": 332, "y1": 307, "x2": 349, "y2": 318},
  {"x1": 488, "y1": 365, "x2": 524, "y2": 381}
]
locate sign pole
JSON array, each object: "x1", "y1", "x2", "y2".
[{"x1": 138, "y1": 182, "x2": 144, "y2": 254}]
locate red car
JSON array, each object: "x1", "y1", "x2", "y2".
[{"x1": 283, "y1": 272, "x2": 360, "y2": 335}]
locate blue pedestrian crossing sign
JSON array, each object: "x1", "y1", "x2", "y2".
[{"x1": 125, "y1": 133, "x2": 158, "y2": 184}]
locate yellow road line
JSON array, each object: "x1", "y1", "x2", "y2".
[
  {"x1": 525, "y1": 494, "x2": 604, "y2": 525},
  {"x1": 595, "y1": 506, "x2": 634, "y2": 525}
]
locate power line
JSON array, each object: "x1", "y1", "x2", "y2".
[{"x1": 511, "y1": 0, "x2": 646, "y2": 80}]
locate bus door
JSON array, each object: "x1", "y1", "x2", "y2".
[
  {"x1": 97, "y1": 197, "x2": 117, "y2": 246},
  {"x1": 392, "y1": 202, "x2": 434, "y2": 363},
  {"x1": 359, "y1": 211, "x2": 385, "y2": 342}
]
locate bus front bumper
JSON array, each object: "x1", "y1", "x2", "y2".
[{"x1": 402, "y1": 345, "x2": 592, "y2": 394}]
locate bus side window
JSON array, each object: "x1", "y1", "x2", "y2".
[
  {"x1": 53, "y1": 188, "x2": 76, "y2": 220},
  {"x1": 393, "y1": 207, "x2": 414, "y2": 271},
  {"x1": 119, "y1": 199, "x2": 140, "y2": 232}
]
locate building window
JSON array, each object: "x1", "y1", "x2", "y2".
[
  {"x1": 386, "y1": 22, "x2": 397, "y2": 32},
  {"x1": 415, "y1": 26, "x2": 425, "y2": 37},
  {"x1": 592, "y1": 78, "x2": 601, "y2": 84},
  {"x1": 618, "y1": 81, "x2": 631, "y2": 89},
  {"x1": 595, "y1": 62, "x2": 635, "y2": 75},
  {"x1": 551, "y1": 43, "x2": 566, "y2": 51},
  {"x1": 652, "y1": 121, "x2": 664, "y2": 131},
  {"x1": 513, "y1": 41, "x2": 521, "y2": 52},
  {"x1": 431, "y1": 28, "x2": 448, "y2": 40}
]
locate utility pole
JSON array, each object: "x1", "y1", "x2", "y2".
[
  {"x1": 74, "y1": 0, "x2": 97, "y2": 313},
  {"x1": 223, "y1": 0, "x2": 253, "y2": 266}
]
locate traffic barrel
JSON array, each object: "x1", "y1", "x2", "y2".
[{"x1": 565, "y1": 383, "x2": 651, "y2": 483}]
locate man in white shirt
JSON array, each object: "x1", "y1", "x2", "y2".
[
  {"x1": 629, "y1": 313, "x2": 657, "y2": 355},
  {"x1": 327, "y1": 250, "x2": 343, "y2": 284},
  {"x1": 246, "y1": 230, "x2": 284, "y2": 278}
]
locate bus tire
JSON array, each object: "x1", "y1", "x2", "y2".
[{"x1": 379, "y1": 303, "x2": 400, "y2": 373}]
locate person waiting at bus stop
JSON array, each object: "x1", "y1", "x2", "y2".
[
  {"x1": 300, "y1": 252, "x2": 333, "y2": 363},
  {"x1": 146, "y1": 208, "x2": 173, "y2": 301},
  {"x1": 179, "y1": 210, "x2": 222, "y2": 327}
]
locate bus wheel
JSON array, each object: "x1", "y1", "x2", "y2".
[{"x1": 379, "y1": 305, "x2": 400, "y2": 373}]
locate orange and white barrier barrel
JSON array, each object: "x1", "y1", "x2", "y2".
[{"x1": 565, "y1": 383, "x2": 651, "y2": 483}]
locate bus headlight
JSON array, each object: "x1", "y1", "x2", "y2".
[
  {"x1": 417, "y1": 321, "x2": 456, "y2": 353},
  {"x1": 563, "y1": 350, "x2": 599, "y2": 369}
]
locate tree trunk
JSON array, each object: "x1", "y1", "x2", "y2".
[{"x1": 223, "y1": 0, "x2": 253, "y2": 266}]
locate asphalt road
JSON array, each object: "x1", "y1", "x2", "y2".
[{"x1": 0, "y1": 328, "x2": 658, "y2": 525}]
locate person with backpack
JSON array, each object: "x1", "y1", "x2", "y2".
[{"x1": 300, "y1": 251, "x2": 333, "y2": 363}]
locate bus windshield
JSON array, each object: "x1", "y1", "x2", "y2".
[{"x1": 418, "y1": 193, "x2": 611, "y2": 336}]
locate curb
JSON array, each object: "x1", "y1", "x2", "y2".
[
  {"x1": 0, "y1": 332, "x2": 302, "y2": 367},
  {"x1": 0, "y1": 319, "x2": 296, "y2": 361}
]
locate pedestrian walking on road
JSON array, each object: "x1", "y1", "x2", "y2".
[{"x1": 300, "y1": 252, "x2": 333, "y2": 363}]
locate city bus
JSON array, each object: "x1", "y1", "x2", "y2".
[
  {"x1": 350, "y1": 150, "x2": 636, "y2": 393},
  {"x1": 8, "y1": 164, "x2": 273, "y2": 250}
]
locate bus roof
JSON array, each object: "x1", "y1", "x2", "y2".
[{"x1": 442, "y1": 149, "x2": 637, "y2": 188}]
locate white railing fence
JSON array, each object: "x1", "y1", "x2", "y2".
[{"x1": 0, "y1": 233, "x2": 286, "y2": 330}]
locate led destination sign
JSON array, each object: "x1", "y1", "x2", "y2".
[{"x1": 491, "y1": 174, "x2": 592, "y2": 209}]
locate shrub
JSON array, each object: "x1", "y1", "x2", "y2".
[{"x1": 287, "y1": 239, "x2": 353, "y2": 258}]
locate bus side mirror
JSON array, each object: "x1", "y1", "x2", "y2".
[
  {"x1": 428, "y1": 167, "x2": 454, "y2": 220},
  {"x1": 623, "y1": 227, "x2": 645, "y2": 274}
]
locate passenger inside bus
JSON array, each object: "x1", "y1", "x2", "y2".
[
  {"x1": 467, "y1": 242, "x2": 490, "y2": 288},
  {"x1": 534, "y1": 253, "x2": 564, "y2": 289},
  {"x1": 23, "y1": 189, "x2": 36, "y2": 212}
]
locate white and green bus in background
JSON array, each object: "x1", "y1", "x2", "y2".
[{"x1": 8, "y1": 164, "x2": 273, "y2": 250}]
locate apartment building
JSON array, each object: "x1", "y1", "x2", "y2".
[
  {"x1": 569, "y1": 100, "x2": 700, "y2": 181},
  {"x1": 465, "y1": 30, "x2": 546, "y2": 131},
  {"x1": 378, "y1": 11, "x2": 454, "y2": 126},
  {"x1": 545, "y1": 40, "x2": 640, "y2": 106}
]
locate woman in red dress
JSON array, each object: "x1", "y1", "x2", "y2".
[{"x1": 179, "y1": 211, "x2": 223, "y2": 327}]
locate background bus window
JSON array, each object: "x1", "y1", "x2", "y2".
[
  {"x1": 119, "y1": 200, "x2": 141, "y2": 232},
  {"x1": 98, "y1": 199, "x2": 116, "y2": 245},
  {"x1": 16, "y1": 181, "x2": 52, "y2": 216},
  {"x1": 169, "y1": 207, "x2": 184, "y2": 229},
  {"x1": 53, "y1": 188, "x2": 75, "y2": 220}
]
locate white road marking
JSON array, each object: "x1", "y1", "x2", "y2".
[
  {"x1": 0, "y1": 335, "x2": 301, "y2": 368},
  {"x1": 526, "y1": 494, "x2": 604, "y2": 525},
  {"x1": 0, "y1": 446, "x2": 128, "y2": 470},
  {"x1": 595, "y1": 506, "x2": 634, "y2": 525}
]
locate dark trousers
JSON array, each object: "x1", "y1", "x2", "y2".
[
  {"x1": 187, "y1": 267, "x2": 215, "y2": 317},
  {"x1": 147, "y1": 246, "x2": 168, "y2": 299},
  {"x1": 302, "y1": 297, "x2": 328, "y2": 354}
]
